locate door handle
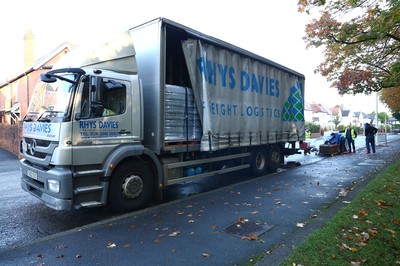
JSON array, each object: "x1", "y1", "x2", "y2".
[{"x1": 118, "y1": 130, "x2": 131, "y2": 135}]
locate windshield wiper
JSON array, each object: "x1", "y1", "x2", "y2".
[
  {"x1": 37, "y1": 116, "x2": 51, "y2": 122},
  {"x1": 37, "y1": 110, "x2": 63, "y2": 122}
]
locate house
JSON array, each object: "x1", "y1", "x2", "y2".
[
  {"x1": 351, "y1": 111, "x2": 375, "y2": 128},
  {"x1": 340, "y1": 110, "x2": 354, "y2": 126},
  {"x1": 309, "y1": 102, "x2": 331, "y2": 128},
  {"x1": 0, "y1": 30, "x2": 74, "y2": 124},
  {"x1": 304, "y1": 101, "x2": 314, "y2": 123},
  {"x1": 330, "y1": 105, "x2": 342, "y2": 118}
]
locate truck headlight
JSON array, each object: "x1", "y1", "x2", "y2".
[{"x1": 48, "y1": 179, "x2": 60, "y2": 193}]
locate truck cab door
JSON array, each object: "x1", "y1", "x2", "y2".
[{"x1": 71, "y1": 75, "x2": 137, "y2": 165}]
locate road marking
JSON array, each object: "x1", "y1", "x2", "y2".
[{"x1": 357, "y1": 159, "x2": 385, "y2": 166}]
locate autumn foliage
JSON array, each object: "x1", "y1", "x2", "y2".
[
  {"x1": 380, "y1": 86, "x2": 400, "y2": 112},
  {"x1": 298, "y1": 0, "x2": 400, "y2": 107}
]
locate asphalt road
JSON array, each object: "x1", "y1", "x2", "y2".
[
  {"x1": 0, "y1": 133, "x2": 399, "y2": 265},
  {"x1": 0, "y1": 149, "x2": 118, "y2": 250},
  {"x1": 0, "y1": 149, "x2": 263, "y2": 250}
]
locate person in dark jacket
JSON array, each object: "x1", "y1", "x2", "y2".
[{"x1": 364, "y1": 123, "x2": 378, "y2": 154}]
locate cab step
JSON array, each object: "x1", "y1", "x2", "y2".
[
  {"x1": 75, "y1": 201, "x2": 104, "y2": 209},
  {"x1": 74, "y1": 185, "x2": 103, "y2": 194}
]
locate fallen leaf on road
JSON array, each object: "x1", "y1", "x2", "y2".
[
  {"x1": 107, "y1": 243, "x2": 116, "y2": 249},
  {"x1": 169, "y1": 231, "x2": 180, "y2": 237},
  {"x1": 249, "y1": 234, "x2": 259, "y2": 240},
  {"x1": 237, "y1": 217, "x2": 248, "y2": 223}
]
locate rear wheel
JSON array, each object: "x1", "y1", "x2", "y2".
[
  {"x1": 250, "y1": 147, "x2": 268, "y2": 176},
  {"x1": 267, "y1": 144, "x2": 282, "y2": 173},
  {"x1": 108, "y1": 160, "x2": 154, "y2": 212}
]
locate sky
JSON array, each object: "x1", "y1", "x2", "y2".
[{"x1": 0, "y1": 0, "x2": 388, "y2": 114}]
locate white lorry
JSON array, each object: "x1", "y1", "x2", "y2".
[{"x1": 20, "y1": 18, "x2": 306, "y2": 212}]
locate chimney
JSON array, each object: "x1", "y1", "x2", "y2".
[{"x1": 24, "y1": 30, "x2": 35, "y2": 69}]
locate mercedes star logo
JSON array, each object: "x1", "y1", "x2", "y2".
[{"x1": 29, "y1": 139, "x2": 37, "y2": 155}]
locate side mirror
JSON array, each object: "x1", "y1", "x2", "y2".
[{"x1": 40, "y1": 73, "x2": 57, "y2": 83}]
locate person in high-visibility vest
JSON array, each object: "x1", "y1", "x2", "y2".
[
  {"x1": 344, "y1": 125, "x2": 357, "y2": 153},
  {"x1": 305, "y1": 127, "x2": 311, "y2": 140}
]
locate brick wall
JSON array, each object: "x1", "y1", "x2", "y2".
[{"x1": 0, "y1": 124, "x2": 22, "y2": 157}]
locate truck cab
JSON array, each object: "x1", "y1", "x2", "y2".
[{"x1": 20, "y1": 67, "x2": 147, "y2": 211}]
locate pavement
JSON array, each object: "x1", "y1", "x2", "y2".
[{"x1": 1, "y1": 134, "x2": 399, "y2": 266}]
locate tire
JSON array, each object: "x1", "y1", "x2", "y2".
[
  {"x1": 108, "y1": 160, "x2": 154, "y2": 212},
  {"x1": 267, "y1": 144, "x2": 282, "y2": 173},
  {"x1": 250, "y1": 147, "x2": 268, "y2": 176}
]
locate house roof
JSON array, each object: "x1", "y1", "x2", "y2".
[
  {"x1": 311, "y1": 103, "x2": 330, "y2": 114},
  {"x1": 0, "y1": 42, "x2": 77, "y2": 89},
  {"x1": 304, "y1": 101, "x2": 313, "y2": 111},
  {"x1": 331, "y1": 106, "x2": 341, "y2": 115},
  {"x1": 342, "y1": 110, "x2": 350, "y2": 117}
]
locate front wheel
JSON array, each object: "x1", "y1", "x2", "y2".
[{"x1": 108, "y1": 160, "x2": 154, "y2": 213}]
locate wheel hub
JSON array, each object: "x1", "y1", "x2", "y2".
[
  {"x1": 271, "y1": 151, "x2": 280, "y2": 164},
  {"x1": 256, "y1": 153, "x2": 266, "y2": 170},
  {"x1": 121, "y1": 175, "x2": 144, "y2": 199}
]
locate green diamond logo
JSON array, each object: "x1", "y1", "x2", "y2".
[{"x1": 282, "y1": 82, "x2": 304, "y2": 122}]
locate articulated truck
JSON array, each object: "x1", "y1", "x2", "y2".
[{"x1": 20, "y1": 18, "x2": 306, "y2": 212}]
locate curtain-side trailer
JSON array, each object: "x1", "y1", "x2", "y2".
[{"x1": 20, "y1": 18, "x2": 305, "y2": 212}]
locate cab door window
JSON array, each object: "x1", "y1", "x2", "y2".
[
  {"x1": 79, "y1": 78, "x2": 126, "y2": 118},
  {"x1": 100, "y1": 80, "x2": 126, "y2": 116}
]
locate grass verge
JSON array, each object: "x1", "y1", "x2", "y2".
[{"x1": 280, "y1": 159, "x2": 400, "y2": 266}]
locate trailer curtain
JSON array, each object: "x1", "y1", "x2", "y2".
[{"x1": 182, "y1": 39, "x2": 305, "y2": 151}]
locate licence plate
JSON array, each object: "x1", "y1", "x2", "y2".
[{"x1": 27, "y1": 169, "x2": 38, "y2": 180}]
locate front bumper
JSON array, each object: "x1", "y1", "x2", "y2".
[{"x1": 20, "y1": 158, "x2": 73, "y2": 211}]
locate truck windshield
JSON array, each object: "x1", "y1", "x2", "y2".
[{"x1": 25, "y1": 74, "x2": 77, "y2": 122}]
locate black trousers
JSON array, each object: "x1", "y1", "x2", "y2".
[{"x1": 347, "y1": 138, "x2": 355, "y2": 152}]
